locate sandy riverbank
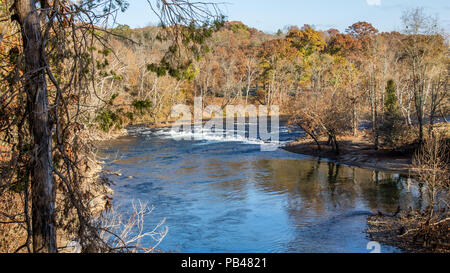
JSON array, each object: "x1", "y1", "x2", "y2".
[{"x1": 282, "y1": 136, "x2": 414, "y2": 174}]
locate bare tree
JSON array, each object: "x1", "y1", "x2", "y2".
[
  {"x1": 98, "y1": 201, "x2": 168, "y2": 253},
  {"x1": 413, "y1": 134, "x2": 449, "y2": 220},
  {"x1": 400, "y1": 8, "x2": 443, "y2": 144},
  {"x1": 14, "y1": 0, "x2": 57, "y2": 253},
  {"x1": 5, "y1": 0, "x2": 222, "y2": 253}
]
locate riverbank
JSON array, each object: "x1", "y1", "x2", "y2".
[
  {"x1": 282, "y1": 136, "x2": 447, "y2": 253},
  {"x1": 0, "y1": 128, "x2": 118, "y2": 252},
  {"x1": 282, "y1": 135, "x2": 414, "y2": 175},
  {"x1": 366, "y1": 212, "x2": 450, "y2": 253}
]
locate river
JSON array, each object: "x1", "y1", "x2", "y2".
[{"x1": 97, "y1": 121, "x2": 422, "y2": 253}]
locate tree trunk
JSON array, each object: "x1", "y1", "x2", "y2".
[
  {"x1": 429, "y1": 108, "x2": 436, "y2": 137},
  {"x1": 16, "y1": 0, "x2": 57, "y2": 253},
  {"x1": 352, "y1": 99, "x2": 357, "y2": 136},
  {"x1": 327, "y1": 135, "x2": 332, "y2": 146},
  {"x1": 311, "y1": 134, "x2": 321, "y2": 152},
  {"x1": 333, "y1": 135, "x2": 340, "y2": 155},
  {"x1": 418, "y1": 116, "x2": 424, "y2": 144},
  {"x1": 415, "y1": 88, "x2": 424, "y2": 145},
  {"x1": 245, "y1": 75, "x2": 251, "y2": 105},
  {"x1": 406, "y1": 110, "x2": 412, "y2": 126},
  {"x1": 328, "y1": 133, "x2": 339, "y2": 155},
  {"x1": 298, "y1": 124, "x2": 321, "y2": 151},
  {"x1": 370, "y1": 83, "x2": 379, "y2": 150},
  {"x1": 374, "y1": 99, "x2": 379, "y2": 150}
]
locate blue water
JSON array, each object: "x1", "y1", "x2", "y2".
[{"x1": 97, "y1": 122, "x2": 419, "y2": 253}]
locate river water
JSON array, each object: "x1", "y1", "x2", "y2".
[{"x1": 97, "y1": 121, "x2": 421, "y2": 253}]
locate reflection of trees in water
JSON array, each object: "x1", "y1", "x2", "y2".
[
  {"x1": 251, "y1": 158, "x2": 408, "y2": 220},
  {"x1": 191, "y1": 155, "x2": 412, "y2": 227},
  {"x1": 251, "y1": 159, "x2": 412, "y2": 252},
  {"x1": 326, "y1": 162, "x2": 343, "y2": 208},
  {"x1": 327, "y1": 162, "x2": 340, "y2": 185},
  {"x1": 251, "y1": 159, "x2": 345, "y2": 217},
  {"x1": 358, "y1": 171, "x2": 404, "y2": 213}
]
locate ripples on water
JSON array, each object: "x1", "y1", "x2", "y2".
[{"x1": 97, "y1": 122, "x2": 423, "y2": 253}]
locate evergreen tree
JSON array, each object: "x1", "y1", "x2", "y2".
[{"x1": 380, "y1": 80, "x2": 404, "y2": 147}]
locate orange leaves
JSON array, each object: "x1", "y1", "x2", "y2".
[
  {"x1": 345, "y1": 21, "x2": 378, "y2": 39},
  {"x1": 0, "y1": 142, "x2": 12, "y2": 162},
  {"x1": 327, "y1": 33, "x2": 362, "y2": 58},
  {"x1": 259, "y1": 38, "x2": 299, "y2": 64}
]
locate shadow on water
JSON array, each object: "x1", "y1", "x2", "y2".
[{"x1": 97, "y1": 123, "x2": 420, "y2": 253}]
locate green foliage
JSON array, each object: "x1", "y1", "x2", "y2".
[
  {"x1": 147, "y1": 63, "x2": 168, "y2": 77},
  {"x1": 112, "y1": 24, "x2": 132, "y2": 38},
  {"x1": 108, "y1": 93, "x2": 119, "y2": 106},
  {"x1": 148, "y1": 17, "x2": 225, "y2": 81},
  {"x1": 124, "y1": 112, "x2": 135, "y2": 122},
  {"x1": 385, "y1": 79, "x2": 399, "y2": 114},
  {"x1": 380, "y1": 80, "x2": 405, "y2": 147},
  {"x1": 95, "y1": 94, "x2": 124, "y2": 132},
  {"x1": 95, "y1": 109, "x2": 123, "y2": 132},
  {"x1": 132, "y1": 99, "x2": 153, "y2": 115},
  {"x1": 94, "y1": 95, "x2": 151, "y2": 132},
  {"x1": 147, "y1": 59, "x2": 199, "y2": 81},
  {"x1": 229, "y1": 22, "x2": 251, "y2": 39},
  {"x1": 230, "y1": 22, "x2": 249, "y2": 33}
]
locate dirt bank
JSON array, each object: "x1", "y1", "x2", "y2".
[
  {"x1": 282, "y1": 136, "x2": 414, "y2": 174},
  {"x1": 366, "y1": 212, "x2": 450, "y2": 253}
]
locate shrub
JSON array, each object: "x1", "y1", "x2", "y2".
[
  {"x1": 132, "y1": 99, "x2": 153, "y2": 116},
  {"x1": 95, "y1": 109, "x2": 123, "y2": 132}
]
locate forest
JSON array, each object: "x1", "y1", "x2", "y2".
[
  {"x1": 54, "y1": 12, "x2": 449, "y2": 153},
  {"x1": 0, "y1": 0, "x2": 448, "y2": 253}
]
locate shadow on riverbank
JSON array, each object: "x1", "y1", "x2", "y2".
[{"x1": 282, "y1": 136, "x2": 414, "y2": 175}]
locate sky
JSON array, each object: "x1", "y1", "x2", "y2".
[{"x1": 116, "y1": 0, "x2": 450, "y2": 33}]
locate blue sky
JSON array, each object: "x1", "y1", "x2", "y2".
[{"x1": 116, "y1": 0, "x2": 450, "y2": 33}]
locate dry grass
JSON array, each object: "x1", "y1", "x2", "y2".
[
  {"x1": 367, "y1": 211, "x2": 449, "y2": 253},
  {"x1": 367, "y1": 132, "x2": 449, "y2": 253}
]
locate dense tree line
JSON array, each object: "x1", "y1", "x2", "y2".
[
  {"x1": 0, "y1": 0, "x2": 447, "y2": 253},
  {"x1": 97, "y1": 9, "x2": 447, "y2": 151}
]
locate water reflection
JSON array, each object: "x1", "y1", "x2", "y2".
[{"x1": 97, "y1": 126, "x2": 420, "y2": 253}]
